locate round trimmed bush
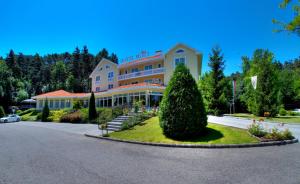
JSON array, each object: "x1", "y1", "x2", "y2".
[{"x1": 159, "y1": 64, "x2": 207, "y2": 139}]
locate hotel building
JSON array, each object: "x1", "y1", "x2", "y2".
[{"x1": 33, "y1": 43, "x2": 203, "y2": 109}]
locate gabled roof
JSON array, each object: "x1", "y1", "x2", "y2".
[
  {"x1": 32, "y1": 90, "x2": 88, "y2": 99},
  {"x1": 89, "y1": 58, "x2": 117, "y2": 78},
  {"x1": 165, "y1": 43, "x2": 202, "y2": 55}
]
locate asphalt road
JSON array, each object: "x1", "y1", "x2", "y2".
[{"x1": 0, "y1": 122, "x2": 300, "y2": 184}]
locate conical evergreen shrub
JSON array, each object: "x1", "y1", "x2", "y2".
[
  {"x1": 159, "y1": 64, "x2": 207, "y2": 139},
  {"x1": 89, "y1": 92, "x2": 97, "y2": 121},
  {"x1": 41, "y1": 98, "x2": 50, "y2": 122}
]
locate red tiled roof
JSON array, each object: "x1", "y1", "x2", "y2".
[{"x1": 33, "y1": 90, "x2": 88, "y2": 98}]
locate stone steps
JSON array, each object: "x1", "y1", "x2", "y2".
[{"x1": 106, "y1": 115, "x2": 132, "y2": 132}]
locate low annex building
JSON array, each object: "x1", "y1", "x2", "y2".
[{"x1": 32, "y1": 43, "x2": 203, "y2": 109}]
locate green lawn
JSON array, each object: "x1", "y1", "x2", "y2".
[
  {"x1": 231, "y1": 113, "x2": 300, "y2": 124},
  {"x1": 109, "y1": 117, "x2": 258, "y2": 144}
]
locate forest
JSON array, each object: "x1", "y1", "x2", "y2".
[{"x1": 0, "y1": 46, "x2": 118, "y2": 111}]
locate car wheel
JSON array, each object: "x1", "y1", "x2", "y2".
[
  {"x1": 17, "y1": 118, "x2": 20, "y2": 122},
  {"x1": 4, "y1": 120, "x2": 7, "y2": 123}
]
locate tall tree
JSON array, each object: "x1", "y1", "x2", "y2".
[
  {"x1": 0, "y1": 60, "x2": 14, "y2": 111},
  {"x1": 109, "y1": 53, "x2": 118, "y2": 64},
  {"x1": 200, "y1": 46, "x2": 230, "y2": 115},
  {"x1": 94, "y1": 48, "x2": 109, "y2": 67},
  {"x1": 273, "y1": 0, "x2": 300, "y2": 35},
  {"x1": 240, "y1": 49, "x2": 281, "y2": 117},
  {"x1": 6, "y1": 50, "x2": 21, "y2": 78},
  {"x1": 51, "y1": 61, "x2": 68, "y2": 90}
]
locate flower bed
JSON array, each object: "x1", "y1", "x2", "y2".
[{"x1": 247, "y1": 120, "x2": 294, "y2": 141}]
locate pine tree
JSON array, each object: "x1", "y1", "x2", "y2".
[
  {"x1": 159, "y1": 64, "x2": 207, "y2": 139},
  {"x1": 205, "y1": 46, "x2": 230, "y2": 115},
  {"x1": 17, "y1": 53, "x2": 26, "y2": 78},
  {"x1": 109, "y1": 53, "x2": 118, "y2": 64},
  {"x1": 89, "y1": 92, "x2": 97, "y2": 121},
  {"x1": 94, "y1": 48, "x2": 109, "y2": 67},
  {"x1": 41, "y1": 98, "x2": 50, "y2": 122}
]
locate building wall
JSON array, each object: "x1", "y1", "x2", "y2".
[
  {"x1": 164, "y1": 45, "x2": 202, "y2": 85},
  {"x1": 90, "y1": 59, "x2": 118, "y2": 92}
]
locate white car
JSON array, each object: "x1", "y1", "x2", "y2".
[{"x1": 0, "y1": 114, "x2": 21, "y2": 123}]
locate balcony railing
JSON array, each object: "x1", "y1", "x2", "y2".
[{"x1": 118, "y1": 67, "x2": 165, "y2": 81}]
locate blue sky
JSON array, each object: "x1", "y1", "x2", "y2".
[{"x1": 0, "y1": 0, "x2": 299, "y2": 75}]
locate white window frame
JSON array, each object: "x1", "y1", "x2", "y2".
[
  {"x1": 108, "y1": 71, "x2": 114, "y2": 82},
  {"x1": 173, "y1": 56, "x2": 186, "y2": 68}
]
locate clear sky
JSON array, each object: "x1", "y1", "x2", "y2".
[{"x1": 0, "y1": 0, "x2": 299, "y2": 75}]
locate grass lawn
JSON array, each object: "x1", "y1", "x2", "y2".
[
  {"x1": 109, "y1": 117, "x2": 259, "y2": 144},
  {"x1": 231, "y1": 113, "x2": 300, "y2": 124}
]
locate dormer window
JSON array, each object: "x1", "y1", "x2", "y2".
[{"x1": 175, "y1": 49, "x2": 185, "y2": 54}]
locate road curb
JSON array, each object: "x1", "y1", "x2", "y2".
[{"x1": 84, "y1": 134, "x2": 298, "y2": 148}]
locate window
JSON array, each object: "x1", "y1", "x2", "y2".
[
  {"x1": 106, "y1": 65, "x2": 110, "y2": 69},
  {"x1": 96, "y1": 87, "x2": 100, "y2": 92},
  {"x1": 66, "y1": 100, "x2": 71, "y2": 108},
  {"x1": 49, "y1": 100, "x2": 53, "y2": 108},
  {"x1": 99, "y1": 67, "x2": 103, "y2": 71},
  {"x1": 145, "y1": 79, "x2": 153, "y2": 83},
  {"x1": 108, "y1": 72, "x2": 114, "y2": 82},
  {"x1": 144, "y1": 65, "x2": 152, "y2": 70},
  {"x1": 96, "y1": 76, "x2": 101, "y2": 84},
  {"x1": 108, "y1": 84, "x2": 114, "y2": 89},
  {"x1": 55, "y1": 100, "x2": 59, "y2": 108},
  {"x1": 131, "y1": 68, "x2": 138, "y2": 73},
  {"x1": 60, "y1": 100, "x2": 65, "y2": 108},
  {"x1": 176, "y1": 49, "x2": 185, "y2": 54},
  {"x1": 39, "y1": 100, "x2": 43, "y2": 108},
  {"x1": 174, "y1": 57, "x2": 186, "y2": 66}
]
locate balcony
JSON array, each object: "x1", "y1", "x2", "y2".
[{"x1": 118, "y1": 67, "x2": 165, "y2": 81}]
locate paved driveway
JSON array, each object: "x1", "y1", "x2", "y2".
[
  {"x1": 15, "y1": 121, "x2": 111, "y2": 136},
  {"x1": 0, "y1": 121, "x2": 300, "y2": 184},
  {"x1": 208, "y1": 115, "x2": 300, "y2": 139}
]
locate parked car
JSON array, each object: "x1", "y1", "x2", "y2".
[{"x1": 0, "y1": 114, "x2": 21, "y2": 123}]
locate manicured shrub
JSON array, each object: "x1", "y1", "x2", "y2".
[
  {"x1": 279, "y1": 108, "x2": 287, "y2": 116},
  {"x1": 60, "y1": 111, "x2": 82, "y2": 123},
  {"x1": 98, "y1": 108, "x2": 113, "y2": 124},
  {"x1": 159, "y1": 64, "x2": 207, "y2": 139},
  {"x1": 0, "y1": 106, "x2": 5, "y2": 118},
  {"x1": 18, "y1": 108, "x2": 35, "y2": 116},
  {"x1": 73, "y1": 100, "x2": 83, "y2": 110},
  {"x1": 41, "y1": 99, "x2": 50, "y2": 122},
  {"x1": 89, "y1": 92, "x2": 97, "y2": 121},
  {"x1": 112, "y1": 107, "x2": 123, "y2": 118},
  {"x1": 48, "y1": 110, "x2": 68, "y2": 122}
]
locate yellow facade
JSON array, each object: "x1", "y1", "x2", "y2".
[
  {"x1": 34, "y1": 43, "x2": 202, "y2": 109},
  {"x1": 89, "y1": 58, "x2": 118, "y2": 92}
]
